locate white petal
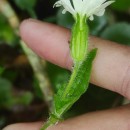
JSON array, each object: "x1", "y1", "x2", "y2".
[
  {"x1": 82, "y1": 0, "x2": 106, "y2": 15},
  {"x1": 88, "y1": 1, "x2": 104, "y2": 15},
  {"x1": 94, "y1": 1, "x2": 114, "y2": 16},
  {"x1": 95, "y1": 9, "x2": 105, "y2": 16},
  {"x1": 89, "y1": 15, "x2": 94, "y2": 21},
  {"x1": 82, "y1": 0, "x2": 95, "y2": 15},
  {"x1": 73, "y1": 0, "x2": 83, "y2": 13},
  {"x1": 53, "y1": 1, "x2": 62, "y2": 8},
  {"x1": 62, "y1": 9, "x2": 67, "y2": 14},
  {"x1": 98, "y1": 1, "x2": 115, "y2": 11},
  {"x1": 87, "y1": 0, "x2": 114, "y2": 20},
  {"x1": 53, "y1": 0, "x2": 114, "y2": 19},
  {"x1": 54, "y1": 0, "x2": 75, "y2": 15}
]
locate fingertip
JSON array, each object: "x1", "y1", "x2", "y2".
[
  {"x1": 3, "y1": 122, "x2": 42, "y2": 130},
  {"x1": 19, "y1": 18, "x2": 40, "y2": 40},
  {"x1": 19, "y1": 18, "x2": 30, "y2": 37},
  {"x1": 19, "y1": 19, "x2": 72, "y2": 69}
]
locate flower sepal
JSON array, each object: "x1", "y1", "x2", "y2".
[{"x1": 70, "y1": 14, "x2": 89, "y2": 62}]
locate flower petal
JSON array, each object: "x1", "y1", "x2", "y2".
[
  {"x1": 53, "y1": 1, "x2": 62, "y2": 8},
  {"x1": 73, "y1": 0, "x2": 83, "y2": 14},
  {"x1": 53, "y1": 0, "x2": 114, "y2": 20},
  {"x1": 89, "y1": 15, "x2": 94, "y2": 21},
  {"x1": 95, "y1": 9, "x2": 105, "y2": 16},
  {"x1": 94, "y1": 1, "x2": 115, "y2": 16},
  {"x1": 82, "y1": 0, "x2": 106, "y2": 15},
  {"x1": 54, "y1": 0, "x2": 75, "y2": 15}
]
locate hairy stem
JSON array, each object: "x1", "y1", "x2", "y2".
[{"x1": 41, "y1": 48, "x2": 97, "y2": 130}]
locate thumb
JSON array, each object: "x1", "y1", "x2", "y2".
[{"x1": 3, "y1": 104, "x2": 130, "y2": 130}]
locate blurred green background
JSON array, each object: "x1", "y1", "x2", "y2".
[{"x1": 0, "y1": 0, "x2": 130, "y2": 129}]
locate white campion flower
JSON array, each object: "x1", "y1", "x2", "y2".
[{"x1": 54, "y1": 0, "x2": 114, "y2": 21}]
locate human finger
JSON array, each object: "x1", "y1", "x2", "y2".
[
  {"x1": 3, "y1": 104, "x2": 130, "y2": 130},
  {"x1": 20, "y1": 19, "x2": 130, "y2": 99}
]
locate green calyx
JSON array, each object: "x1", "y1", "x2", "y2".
[{"x1": 70, "y1": 14, "x2": 89, "y2": 62}]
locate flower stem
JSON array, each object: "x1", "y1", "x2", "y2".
[
  {"x1": 40, "y1": 114, "x2": 60, "y2": 130},
  {"x1": 40, "y1": 48, "x2": 97, "y2": 130},
  {"x1": 62, "y1": 62, "x2": 80, "y2": 98}
]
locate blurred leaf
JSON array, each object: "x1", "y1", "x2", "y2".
[
  {"x1": 44, "y1": 16, "x2": 57, "y2": 23},
  {"x1": 0, "y1": 116, "x2": 6, "y2": 129},
  {"x1": 0, "y1": 66, "x2": 5, "y2": 76},
  {"x1": 3, "y1": 70, "x2": 18, "y2": 83},
  {"x1": 14, "y1": 0, "x2": 37, "y2": 18},
  {"x1": 47, "y1": 63, "x2": 70, "y2": 92},
  {"x1": 100, "y1": 23, "x2": 130, "y2": 45},
  {"x1": 0, "y1": 78, "x2": 12, "y2": 108},
  {"x1": 56, "y1": 8, "x2": 74, "y2": 28},
  {"x1": 0, "y1": 14, "x2": 17, "y2": 45},
  {"x1": 33, "y1": 77, "x2": 43, "y2": 100},
  {"x1": 14, "y1": 92, "x2": 33, "y2": 106},
  {"x1": 111, "y1": 0, "x2": 130, "y2": 11},
  {"x1": 14, "y1": 0, "x2": 36, "y2": 10},
  {"x1": 88, "y1": 15, "x2": 108, "y2": 35}
]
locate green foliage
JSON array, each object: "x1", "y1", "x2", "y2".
[
  {"x1": 41, "y1": 49, "x2": 97, "y2": 130},
  {"x1": 0, "y1": 78, "x2": 12, "y2": 108},
  {"x1": 101, "y1": 23, "x2": 130, "y2": 45},
  {"x1": 47, "y1": 63, "x2": 70, "y2": 92},
  {"x1": 14, "y1": 92, "x2": 33, "y2": 106},
  {"x1": 33, "y1": 77, "x2": 44, "y2": 100},
  {"x1": 88, "y1": 15, "x2": 108, "y2": 35},
  {"x1": 53, "y1": 49, "x2": 97, "y2": 118},
  {"x1": 14, "y1": 0, "x2": 37, "y2": 18},
  {"x1": 0, "y1": 66, "x2": 5, "y2": 76},
  {"x1": 0, "y1": 117, "x2": 6, "y2": 129},
  {"x1": 111, "y1": 0, "x2": 130, "y2": 11},
  {"x1": 56, "y1": 8, "x2": 74, "y2": 28},
  {"x1": 14, "y1": 0, "x2": 36, "y2": 10},
  {"x1": 0, "y1": 14, "x2": 17, "y2": 45},
  {"x1": 0, "y1": 77, "x2": 33, "y2": 109}
]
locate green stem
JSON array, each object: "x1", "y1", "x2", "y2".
[
  {"x1": 41, "y1": 48, "x2": 97, "y2": 130},
  {"x1": 21, "y1": 41, "x2": 53, "y2": 110},
  {"x1": 62, "y1": 63, "x2": 80, "y2": 98},
  {"x1": 40, "y1": 114, "x2": 60, "y2": 130}
]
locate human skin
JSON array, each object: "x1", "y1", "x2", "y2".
[{"x1": 3, "y1": 19, "x2": 130, "y2": 130}]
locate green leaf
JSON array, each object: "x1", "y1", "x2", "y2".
[
  {"x1": 33, "y1": 77, "x2": 44, "y2": 100},
  {"x1": 14, "y1": 0, "x2": 37, "y2": 18},
  {"x1": 53, "y1": 48, "x2": 97, "y2": 118},
  {"x1": 0, "y1": 14, "x2": 17, "y2": 45},
  {"x1": 0, "y1": 66, "x2": 5, "y2": 76},
  {"x1": 14, "y1": 92, "x2": 33, "y2": 106},
  {"x1": 0, "y1": 78, "x2": 12, "y2": 107},
  {"x1": 14, "y1": 0, "x2": 36, "y2": 10},
  {"x1": 41, "y1": 49, "x2": 97, "y2": 130},
  {"x1": 100, "y1": 23, "x2": 130, "y2": 45},
  {"x1": 0, "y1": 116, "x2": 6, "y2": 128},
  {"x1": 56, "y1": 8, "x2": 74, "y2": 28},
  {"x1": 88, "y1": 15, "x2": 108, "y2": 35},
  {"x1": 44, "y1": 16, "x2": 57, "y2": 23},
  {"x1": 111, "y1": 0, "x2": 130, "y2": 11},
  {"x1": 46, "y1": 63, "x2": 70, "y2": 92}
]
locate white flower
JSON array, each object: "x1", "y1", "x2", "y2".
[{"x1": 54, "y1": 0, "x2": 114, "y2": 20}]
